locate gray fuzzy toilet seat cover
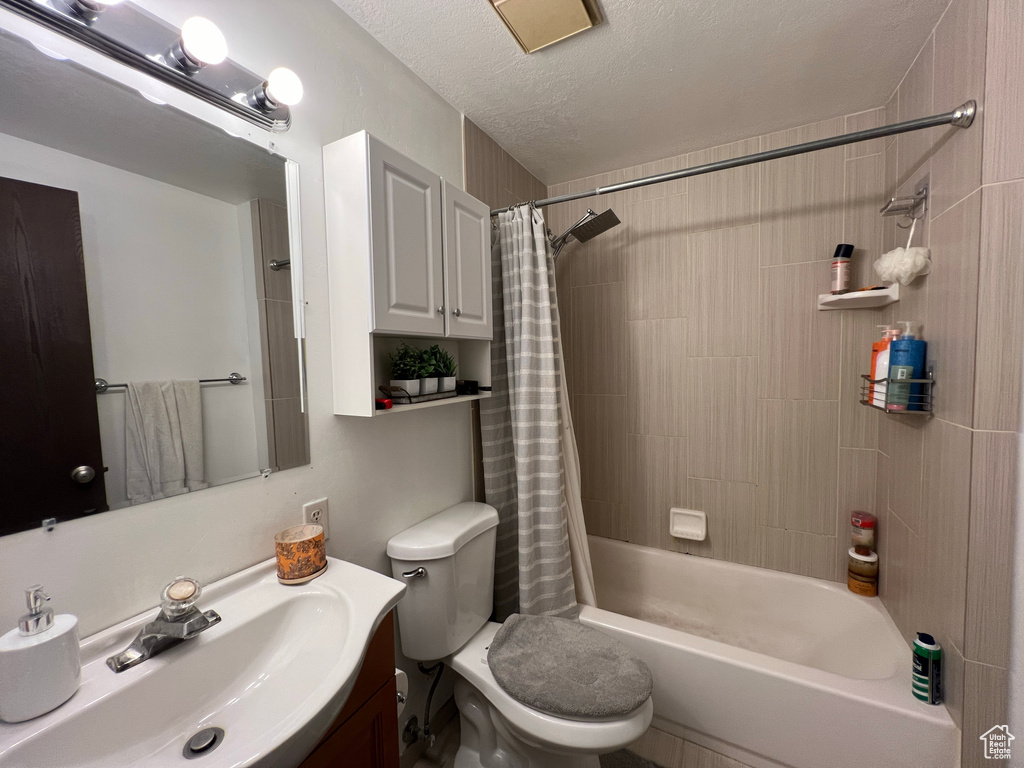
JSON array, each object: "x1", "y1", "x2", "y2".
[{"x1": 486, "y1": 614, "x2": 654, "y2": 719}]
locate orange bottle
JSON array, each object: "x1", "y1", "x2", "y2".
[{"x1": 869, "y1": 326, "x2": 900, "y2": 407}]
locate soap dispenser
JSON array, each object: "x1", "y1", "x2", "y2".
[{"x1": 0, "y1": 586, "x2": 81, "y2": 723}]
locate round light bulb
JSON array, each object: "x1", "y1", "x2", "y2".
[
  {"x1": 266, "y1": 67, "x2": 303, "y2": 106},
  {"x1": 180, "y1": 17, "x2": 227, "y2": 66}
]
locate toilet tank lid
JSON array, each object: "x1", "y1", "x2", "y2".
[{"x1": 387, "y1": 502, "x2": 499, "y2": 561}]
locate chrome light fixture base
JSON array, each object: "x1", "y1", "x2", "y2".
[
  {"x1": 50, "y1": 0, "x2": 105, "y2": 23},
  {"x1": 0, "y1": 0, "x2": 295, "y2": 132},
  {"x1": 165, "y1": 38, "x2": 203, "y2": 76}
]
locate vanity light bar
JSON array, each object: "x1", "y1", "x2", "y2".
[{"x1": 0, "y1": 0, "x2": 301, "y2": 133}]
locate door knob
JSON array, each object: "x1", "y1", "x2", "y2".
[
  {"x1": 70, "y1": 465, "x2": 96, "y2": 484},
  {"x1": 436, "y1": 305, "x2": 444, "y2": 314},
  {"x1": 452, "y1": 308, "x2": 462, "y2": 317}
]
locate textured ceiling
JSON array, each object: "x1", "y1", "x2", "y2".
[{"x1": 330, "y1": 0, "x2": 949, "y2": 185}]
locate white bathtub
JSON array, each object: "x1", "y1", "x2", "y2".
[{"x1": 579, "y1": 536, "x2": 959, "y2": 768}]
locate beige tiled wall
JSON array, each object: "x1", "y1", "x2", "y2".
[
  {"x1": 463, "y1": 117, "x2": 547, "y2": 212},
  {"x1": 464, "y1": 1, "x2": 1020, "y2": 760},
  {"x1": 547, "y1": 108, "x2": 888, "y2": 584},
  {"x1": 249, "y1": 199, "x2": 309, "y2": 471},
  {"x1": 549, "y1": 3, "x2": 1019, "y2": 763},
  {"x1": 878, "y1": 1, "x2": 1022, "y2": 764}
]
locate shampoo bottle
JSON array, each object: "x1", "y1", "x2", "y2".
[
  {"x1": 887, "y1": 321, "x2": 927, "y2": 411},
  {"x1": 0, "y1": 586, "x2": 81, "y2": 723}
]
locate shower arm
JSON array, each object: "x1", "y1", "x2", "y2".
[{"x1": 491, "y1": 100, "x2": 976, "y2": 216}]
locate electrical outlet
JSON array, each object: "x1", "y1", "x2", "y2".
[{"x1": 302, "y1": 497, "x2": 329, "y2": 540}]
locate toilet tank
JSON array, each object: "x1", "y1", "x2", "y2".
[{"x1": 387, "y1": 502, "x2": 499, "y2": 661}]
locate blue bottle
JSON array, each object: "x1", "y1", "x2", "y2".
[{"x1": 887, "y1": 321, "x2": 926, "y2": 410}]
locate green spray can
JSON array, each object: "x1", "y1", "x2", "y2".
[{"x1": 912, "y1": 633, "x2": 942, "y2": 704}]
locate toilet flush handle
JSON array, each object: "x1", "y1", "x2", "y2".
[{"x1": 402, "y1": 567, "x2": 427, "y2": 579}]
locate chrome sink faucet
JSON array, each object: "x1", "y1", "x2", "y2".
[{"x1": 106, "y1": 577, "x2": 221, "y2": 673}]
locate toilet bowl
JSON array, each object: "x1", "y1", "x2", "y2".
[{"x1": 387, "y1": 502, "x2": 653, "y2": 768}]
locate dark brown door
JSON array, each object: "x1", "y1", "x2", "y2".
[{"x1": 0, "y1": 175, "x2": 107, "y2": 534}]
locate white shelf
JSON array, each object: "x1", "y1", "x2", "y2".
[
  {"x1": 817, "y1": 284, "x2": 899, "y2": 310},
  {"x1": 373, "y1": 391, "x2": 491, "y2": 416}
]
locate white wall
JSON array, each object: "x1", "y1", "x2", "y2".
[
  {"x1": 0, "y1": 132, "x2": 262, "y2": 508},
  {"x1": 0, "y1": 0, "x2": 470, "y2": 748}
]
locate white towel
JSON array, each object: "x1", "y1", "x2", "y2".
[{"x1": 125, "y1": 380, "x2": 207, "y2": 504}]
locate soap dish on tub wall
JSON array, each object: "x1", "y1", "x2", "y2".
[{"x1": 669, "y1": 508, "x2": 707, "y2": 541}]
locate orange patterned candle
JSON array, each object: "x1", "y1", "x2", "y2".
[{"x1": 275, "y1": 524, "x2": 327, "y2": 584}]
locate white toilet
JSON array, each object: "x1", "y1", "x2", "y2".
[{"x1": 387, "y1": 501, "x2": 653, "y2": 768}]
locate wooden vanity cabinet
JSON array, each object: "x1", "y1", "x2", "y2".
[{"x1": 298, "y1": 612, "x2": 399, "y2": 768}]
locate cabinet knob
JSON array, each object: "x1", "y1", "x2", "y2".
[
  {"x1": 452, "y1": 308, "x2": 462, "y2": 317},
  {"x1": 436, "y1": 306, "x2": 444, "y2": 314},
  {"x1": 70, "y1": 465, "x2": 96, "y2": 484}
]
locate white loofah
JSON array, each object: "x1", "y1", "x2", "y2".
[
  {"x1": 874, "y1": 245, "x2": 931, "y2": 285},
  {"x1": 875, "y1": 217, "x2": 931, "y2": 285}
]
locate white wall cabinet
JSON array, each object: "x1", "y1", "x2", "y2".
[
  {"x1": 443, "y1": 180, "x2": 492, "y2": 339},
  {"x1": 368, "y1": 139, "x2": 446, "y2": 336},
  {"x1": 324, "y1": 131, "x2": 492, "y2": 416}
]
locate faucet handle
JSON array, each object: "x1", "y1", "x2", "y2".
[{"x1": 160, "y1": 577, "x2": 202, "y2": 619}]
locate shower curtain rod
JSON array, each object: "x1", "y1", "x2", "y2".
[{"x1": 490, "y1": 100, "x2": 976, "y2": 216}]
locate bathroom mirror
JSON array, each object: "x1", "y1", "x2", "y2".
[{"x1": 0, "y1": 28, "x2": 309, "y2": 536}]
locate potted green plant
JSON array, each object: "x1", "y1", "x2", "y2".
[
  {"x1": 388, "y1": 343, "x2": 422, "y2": 397},
  {"x1": 418, "y1": 348, "x2": 438, "y2": 394},
  {"x1": 428, "y1": 345, "x2": 458, "y2": 392}
]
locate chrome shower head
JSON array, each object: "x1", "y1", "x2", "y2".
[
  {"x1": 569, "y1": 208, "x2": 620, "y2": 242},
  {"x1": 550, "y1": 208, "x2": 621, "y2": 258}
]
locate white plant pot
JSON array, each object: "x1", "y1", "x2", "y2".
[
  {"x1": 390, "y1": 379, "x2": 420, "y2": 397},
  {"x1": 419, "y1": 377, "x2": 438, "y2": 395},
  {"x1": 439, "y1": 376, "x2": 457, "y2": 393}
]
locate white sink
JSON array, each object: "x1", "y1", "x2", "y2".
[{"x1": 0, "y1": 557, "x2": 406, "y2": 768}]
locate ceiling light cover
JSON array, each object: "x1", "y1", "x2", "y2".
[{"x1": 490, "y1": 0, "x2": 602, "y2": 54}]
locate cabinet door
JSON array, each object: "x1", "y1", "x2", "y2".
[
  {"x1": 368, "y1": 139, "x2": 444, "y2": 336},
  {"x1": 298, "y1": 679, "x2": 400, "y2": 768},
  {"x1": 442, "y1": 181, "x2": 492, "y2": 340}
]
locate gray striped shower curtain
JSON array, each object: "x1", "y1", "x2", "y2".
[{"x1": 480, "y1": 204, "x2": 595, "y2": 621}]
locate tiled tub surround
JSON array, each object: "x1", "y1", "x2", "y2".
[
  {"x1": 582, "y1": 536, "x2": 958, "y2": 768},
  {"x1": 549, "y1": 0, "x2": 1021, "y2": 762},
  {"x1": 548, "y1": 109, "x2": 889, "y2": 587},
  {"x1": 466, "y1": 0, "x2": 1020, "y2": 759}
]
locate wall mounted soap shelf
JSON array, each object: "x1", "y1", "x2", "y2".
[
  {"x1": 818, "y1": 284, "x2": 900, "y2": 310},
  {"x1": 859, "y1": 372, "x2": 934, "y2": 415}
]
